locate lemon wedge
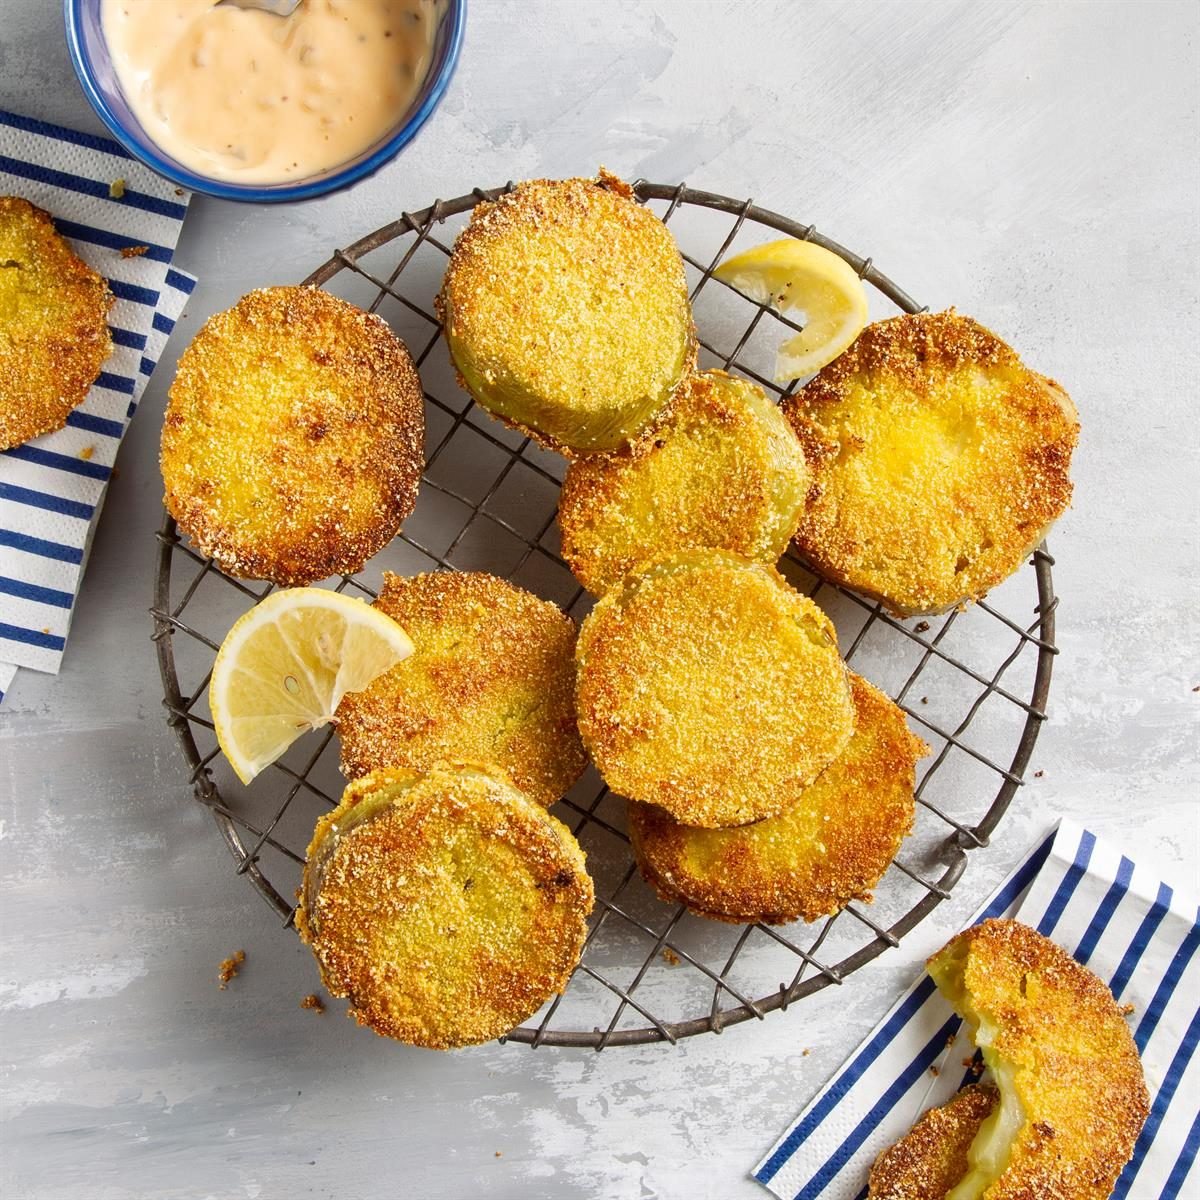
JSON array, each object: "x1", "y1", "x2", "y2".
[
  {"x1": 713, "y1": 238, "x2": 869, "y2": 381},
  {"x1": 209, "y1": 587, "x2": 414, "y2": 785}
]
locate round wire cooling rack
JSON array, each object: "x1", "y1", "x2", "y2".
[{"x1": 152, "y1": 181, "x2": 1059, "y2": 1049}]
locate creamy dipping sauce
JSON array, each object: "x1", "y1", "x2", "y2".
[{"x1": 101, "y1": 0, "x2": 444, "y2": 185}]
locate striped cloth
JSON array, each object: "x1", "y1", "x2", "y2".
[
  {"x1": 754, "y1": 818, "x2": 1200, "y2": 1200},
  {"x1": 0, "y1": 110, "x2": 195, "y2": 703}
]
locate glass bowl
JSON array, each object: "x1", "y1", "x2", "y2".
[{"x1": 64, "y1": 0, "x2": 466, "y2": 203}]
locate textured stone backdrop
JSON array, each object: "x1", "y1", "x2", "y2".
[{"x1": 1, "y1": 2, "x2": 1197, "y2": 1198}]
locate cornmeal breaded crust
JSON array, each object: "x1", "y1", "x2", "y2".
[
  {"x1": 436, "y1": 171, "x2": 696, "y2": 454},
  {"x1": 336, "y1": 571, "x2": 587, "y2": 807},
  {"x1": 869, "y1": 1085, "x2": 999, "y2": 1200},
  {"x1": 558, "y1": 369, "x2": 811, "y2": 594},
  {"x1": 161, "y1": 286, "x2": 423, "y2": 585},
  {"x1": 926, "y1": 919, "x2": 1149, "y2": 1200},
  {"x1": 576, "y1": 550, "x2": 856, "y2": 828},
  {"x1": 0, "y1": 196, "x2": 113, "y2": 449},
  {"x1": 628, "y1": 673, "x2": 926, "y2": 923},
  {"x1": 784, "y1": 311, "x2": 1078, "y2": 615},
  {"x1": 296, "y1": 761, "x2": 594, "y2": 1049}
]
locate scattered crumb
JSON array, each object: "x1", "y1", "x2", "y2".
[
  {"x1": 962, "y1": 1057, "x2": 975, "y2": 1068},
  {"x1": 79, "y1": 445, "x2": 95, "y2": 460},
  {"x1": 930, "y1": 1065, "x2": 939, "y2": 1076},
  {"x1": 662, "y1": 947, "x2": 681, "y2": 967},
  {"x1": 802, "y1": 1048, "x2": 811, "y2": 1057},
  {"x1": 300, "y1": 993, "x2": 325, "y2": 1014},
  {"x1": 920, "y1": 696, "x2": 929, "y2": 705},
  {"x1": 946, "y1": 1034, "x2": 956, "y2": 1048},
  {"x1": 1034, "y1": 769, "x2": 1044, "y2": 778},
  {"x1": 218, "y1": 949, "x2": 246, "y2": 989},
  {"x1": 1192, "y1": 684, "x2": 1199, "y2": 692},
  {"x1": 174, "y1": 187, "x2": 185, "y2": 196},
  {"x1": 109, "y1": 177, "x2": 126, "y2": 199},
  {"x1": 1121, "y1": 1003, "x2": 1135, "y2": 1016},
  {"x1": 914, "y1": 620, "x2": 931, "y2": 633},
  {"x1": 41, "y1": 627, "x2": 50, "y2": 635},
  {"x1": 970, "y1": 1059, "x2": 984, "y2": 1077},
  {"x1": 111, "y1": 466, "x2": 121, "y2": 480},
  {"x1": 494, "y1": 1151, "x2": 502, "y2": 1158},
  {"x1": 120, "y1": 244, "x2": 150, "y2": 258}
]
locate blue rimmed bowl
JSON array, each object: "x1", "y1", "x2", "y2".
[{"x1": 64, "y1": 0, "x2": 466, "y2": 203}]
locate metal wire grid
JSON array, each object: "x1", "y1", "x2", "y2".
[{"x1": 152, "y1": 182, "x2": 1058, "y2": 1048}]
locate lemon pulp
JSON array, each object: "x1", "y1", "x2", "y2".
[
  {"x1": 713, "y1": 237, "x2": 868, "y2": 381},
  {"x1": 209, "y1": 587, "x2": 413, "y2": 784}
]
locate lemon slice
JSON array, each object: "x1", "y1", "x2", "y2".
[
  {"x1": 210, "y1": 587, "x2": 414, "y2": 785},
  {"x1": 713, "y1": 238, "x2": 869, "y2": 381}
]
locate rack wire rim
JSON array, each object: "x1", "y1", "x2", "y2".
[{"x1": 151, "y1": 179, "x2": 1058, "y2": 1049}]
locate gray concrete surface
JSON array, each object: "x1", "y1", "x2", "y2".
[{"x1": 1, "y1": 1, "x2": 1197, "y2": 1197}]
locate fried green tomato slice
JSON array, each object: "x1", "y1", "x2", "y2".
[
  {"x1": 436, "y1": 171, "x2": 695, "y2": 454},
  {"x1": 784, "y1": 311, "x2": 1078, "y2": 615},
  {"x1": 558, "y1": 369, "x2": 810, "y2": 594},
  {"x1": 161, "y1": 286, "x2": 423, "y2": 585},
  {"x1": 296, "y1": 761, "x2": 594, "y2": 1049},
  {"x1": 869, "y1": 1086, "x2": 999, "y2": 1200},
  {"x1": 926, "y1": 919, "x2": 1149, "y2": 1200},
  {"x1": 628, "y1": 673, "x2": 926, "y2": 923},
  {"x1": 0, "y1": 197, "x2": 113, "y2": 449},
  {"x1": 576, "y1": 549, "x2": 855, "y2": 828},
  {"x1": 336, "y1": 571, "x2": 587, "y2": 808}
]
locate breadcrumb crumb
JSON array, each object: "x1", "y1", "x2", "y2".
[
  {"x1": 300, "y1": 993, "x2": 326, "y2": 1014},
  {"x1": 218, "y1": 949, "x2": 245, "y2": 989}
]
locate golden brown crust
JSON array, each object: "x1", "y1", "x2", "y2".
[
  {"x1": 296, "y1": 761, "x2": 594, "y2": 1049},
  {"x1": 576, "y1": 549, "x2": 856, "y2": 828},
  {"x1": 336, "y1": 571, "x2": 587, "y2": 807},
  {"x1": 927, "y1": 919, "x2": 1149, "y2": 1200},
  {"x1": 629, "y1": 673, "x2": 927, "y2": 923},
  {"x1": 161, "y1": 286, "x2": 424, "y2": 585},
  {"x1": 0, "y1": 196, "x2": 114, "y2": 449},
  {"x1": 783, "y1": 311, "x2": 1078, "y2": 615},
  {"x1": 436, "y1": 173, "x2": 696, "y2": 455},
  {"x1": 869, "y1": 1085, "x2": 999, "y2": 1200},
  {"x1": 558, "y1": 369, "x2": 811, "y2": 594}
]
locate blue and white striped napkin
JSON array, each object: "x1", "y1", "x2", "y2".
[
  {"x1": 755, "y1": 818, "x2": 1200, "y2": 1200},
  {"x1": 0, "y1": 110, "x2": 196, "y2": 703}
]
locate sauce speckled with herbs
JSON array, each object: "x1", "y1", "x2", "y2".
[{"x1": 101, "y1": 0, "x2": 444, "y2": 185}]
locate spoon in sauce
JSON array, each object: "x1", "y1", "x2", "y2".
[{"x1": 216, "y1": 0, "x2": 301, "y2": 16}]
